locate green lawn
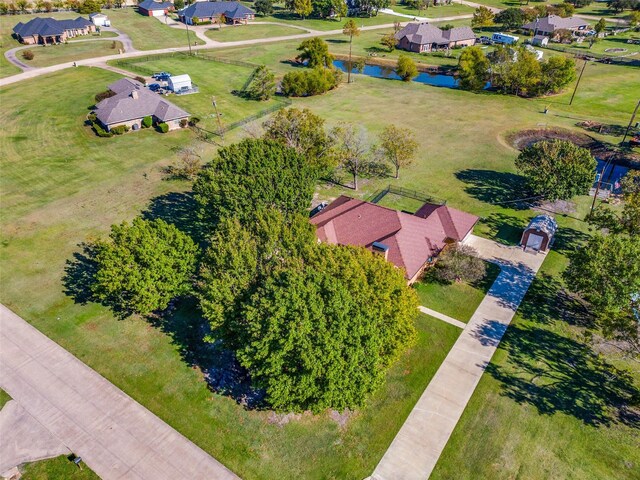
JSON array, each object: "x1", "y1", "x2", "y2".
[
  {"x1": 414, "y1": 263, "x2": 502, "y2": 322},
  {"x1": 0, "y1": 388, "x2": 11, "y2": 409},
  {"x1": 205, "y1": 23, "x2": 308, "y2": 42},
  {"x1": 432, "y1": 251, "x2": 640, "y2": 480},
  {"x1": 470, "y1": 0, "x2": 631, "y2": 19},
  {"x1": 22, "y1": 455, "x2": 100, "y2": 479},
  {"x1": 1, "y1": 39, "x2": 638, "y2": 479},
  {"x1": 106, "y1": 8, "x2": 193, "y2": 50},
  {"x1": 391, "y1": 2, "x2": 476, "y2": 18},
  {"x1": 113, "y1": 54, "x2": 286, "y2": 131},
  {"x1": 18, "y1": 40, "x2": 123, "y2": 67},
  {"x1": 249, "y1": 4, "x2": 397, "y2": 31},
  {"x1": 539, "y1": 29, "x2": 640, "y2": 58}
]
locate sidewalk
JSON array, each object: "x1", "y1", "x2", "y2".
[
  {"x1": 0, "y1": 304, "x2": 239, "y2": 480},
  {"x1": 372, "y1": 235, "x2": 546, "y2": 480}
]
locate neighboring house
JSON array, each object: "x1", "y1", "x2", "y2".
[
  {"x1": 522, "y1": 15, "x2": 590, "y2": 37},
  {"x1": 167, "y1": 74, "x2": 192, "y2": 92},
  {"x1": 395, "y1": 22, "x2": 476, "y2": 53},
  {"x1": 178, "y1": 1, "x2": 255, "y2": 25},
  {"x1": 520, "y1": 214, "x2": 557, "y2": 252},
  {"x1": 94, "y1": 78, "x2": 190, "y2": 132},
  {"x1": 530, "y1": 34, "x2": 549, "y2": 47},
  {"x1": 89, "y1": 13, "x2": 111, "y2": 27},
  {"x1": 138, "y1": 0, "x2": 174, "y2": 17},
  {"x1": 310, "y1": 195, "x2": 479, "y2": 284},
  {"x1": 12, "y1": 17, "x2": 95, "y2": 44}
]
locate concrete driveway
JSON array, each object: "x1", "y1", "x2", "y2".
[
  {"x1": 0, "y1": 304, "x2": 239, "y2": 480},
  {"x1": 372, "y1": 235, "x2": 547, "y2": 480}
]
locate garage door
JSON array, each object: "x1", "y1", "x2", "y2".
[{"x1": 526, "y1": 233, "x2": 544, "y2": 250}]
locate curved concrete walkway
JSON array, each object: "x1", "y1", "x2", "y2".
[
  {"x1": 372, "y1": 235, "x2": 547, "y2": 480},
  {"x1": 0, "y1": 304, "x2": 239, "y2": 480}
]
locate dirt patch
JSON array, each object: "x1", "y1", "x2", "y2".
[
  {"x1": 329, "y1": 409, "x2": 354, "y2": 429},
  {"x1": 265, "y1": 411, "x2": 303, "y2": 427},
  {"x1": 534, "y1": 199, "x2": 577, "y2": 215},
  {"x1": 507, "y1": 127, "x2": 593, "y2": 151}
]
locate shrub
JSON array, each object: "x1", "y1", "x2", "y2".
[
  {"x1": 179, "y1": 118, "x2": 188, "y2": 128},
  {"x1": 95, "y1": 89, "x2": 116, "y2": 103},
  {"x1": 92, "y1": 122, "x2": 113, "y2": 138},
  {"x1": 134, "y1": 76, "x2": 146, "y2": 85},
  {"x1": 111, "y1": 40, "x2": 117, "y2": 49},
  {"x1": 434, "y1": 244, "x2": 486, "y2": 284},
  {"x1": 87, "y1": 112, "x2": 97, "y2": 122},
  {"x1": 141, "y1": 115, "x2": 153, "y2": 128},
  {"x1": 189, "y1": 116, "x2": 201, "y2": 126},
  {"x1": 157, "y1": 122, "x2": 169, "y2": 133},
  {"x1": 22, "y1": 50, "x2": 34, "y2": 60},
  {"x1": 281, "y1": 67, "x2": 341, "y2": 97},
  {"x1": 110, "y1": 125, "x2": 129, "y2": 135}
]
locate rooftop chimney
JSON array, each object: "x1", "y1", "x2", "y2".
[{"x1": 131, "y1": 90, "x2": 139, "y2": 100}]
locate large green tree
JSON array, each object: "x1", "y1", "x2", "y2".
[
  {"x1": 537, "y1": 55, "x2": 576, "y2": 95},
  {"x1": 193, "y1": 139, "x2": 317, "y2": 227},
  {"x1": 254, "y1": 0, "x2": 273, "y2": 15},
  {"x1": 92, "y1": 218, "x2": 199, "y2": 317},
  {"x1": 262, "y1": 108, "x2": 333, "y2": 174},
  {"x1": 237, "y1": 243, "x2": 418, "y2": 412},
  {"x1": 471, "y1": 5, "x2": 495, "y2": 27},
  {"x1": 245, "y1": 65, "x2": 276, "y2": 101},
  {"x1": 197, "y1": 211, "x2": 315, "y2": 343},
  {"x1": 564, "y1": 233, "x2": 640, "y2": 353},
  {"x1": 458, "y1": 46, "x2": 490, "y2": 92},
  {"x1": 495, "y1": 7, "x2": 525, "y2": 29},
  {"x1": 296, "y1": 37, "x2": 333, "y2": 68},
  {"x1": 515, "y1": 139, "x2": 596, "y2": 200}
]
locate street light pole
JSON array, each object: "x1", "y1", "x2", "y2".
[
  {"x1": 185, "y1": 18, "x2": 193, "y2": 55},
  {"x1": 212, "y1": 96, "x2": 224, "y2": 137}
]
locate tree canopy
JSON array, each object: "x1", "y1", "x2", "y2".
[
  {"x1": 434, "y1": 243, "x2": 486, "y2": 284},
  {"x1": 515, "y1": 139, "x2": 596, "y2": 200},
  {"x1": 587, "y1": 170, "x2": 640, "y2": 236},
  {"x1": 92, "y1": 218, "x2": 199, "y2": 317},
  {"x1": 472, "y1": 6, "x2": 495, "y2": 27},
  {"x1": 396, "y1": 54, "x2": 418, "y2": 81},
  {"x1": 378, "y1": 124, "x2": 418, "y2": 179},
  {"x1": 235, "y1": 242, "x2": 418, "y2": 412},
  {"x1": 263, "y1": 108, "x2": 334, "y2": 174},
  {"x1": 244, "y1": 65, "x2": 276, "y2": 101},
  {"x1": 296, "y1": 37, "x2": 334, "y2": 68},
  {"x1": 564, "y1": 233, "x2": 640, "y2": 354},
  {"x1": 458, "y1": 46, "x2": 490, "y2": 92},
  {"x1": 193, "y1": 139, "x2": 317, "y2": 227}
]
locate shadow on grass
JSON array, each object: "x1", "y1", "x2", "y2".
[
  {"x1": 152, "y1": 299, "x2": 266, "y2": 409},
  {"x1": 486, "y1": 323, "x2": 640, "y2": 427},
  {"x1": 62, "y1": 242, "x2": 99, "y2": 305},
  {"x1": 455, "y1": 169, "x2": 530, "y2": 206},
  {"x1": 141, "y1": 191, "x2": 208, "y2": 246},
  {"x1": 479, "y1": 212, "x2": 526, "y2": 245}
]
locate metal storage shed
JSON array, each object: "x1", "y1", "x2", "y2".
[
  {"x1": 521, "y1": 215, "x2": 557, "y2": 252},
  {"x1": 167, "y1": 74, "x2": 192, "y2": 93}
]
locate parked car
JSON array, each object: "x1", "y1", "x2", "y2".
[
  {"x1": 479, "y1": 36, "x2": 493, "y2": 45},
  {"x1": 148, "y1": 83, "x2": 161, "y2": 91},
  {"x1": 152, "y1": 72, "x2": 171, "y2": 81}
]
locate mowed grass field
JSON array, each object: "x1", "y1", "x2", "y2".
[
  {"x1": 18, "y1": 40, "x2": 123, "y2": 67},
  {"x1": 205, "y1": 23, "x2": 308, "y2": 42},
  {"x1": 1, "y1": 41, "x2": 639, "y2": 479}
]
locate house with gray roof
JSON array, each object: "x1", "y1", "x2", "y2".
[
  {"x1": 522, "y1": 15, "x2": 590, "y2": 38},
  {"x1": 94, "y1": 78, "x2": 190, "y2": 132},
  {"x1": 178, "y1": 1, "x2": 255, "y2": 25},
  {"x1": 395, "y1": 22, "x2": 476, "y2": 53},
  {"x1": 138, "y1": 0, "x2": 174, "y2": 17},
  {"x1": 13, "y1": 17, "x2": 95, "y2": 44}
]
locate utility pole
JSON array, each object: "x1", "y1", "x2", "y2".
[
  {"x1": 185, "y1": 18, "x2": 193, "y2": 55},
  {"x1": 212, "y1": 96, "x2": 224, "y2": 137},
  {"x1": 621, "y1": 99, "x2": 640, "y2": 144},
  {"x1": 569, "y1": 58, "x2": 587, "y2": 106},
  {"x1": 589, "y1": 157, "x2": 612, "y2": 215}
]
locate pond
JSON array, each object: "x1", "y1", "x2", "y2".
[{"x1": 333, "y1": 60, "x2": 460, "y2": 88}]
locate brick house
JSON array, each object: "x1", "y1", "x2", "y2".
[
  {"x1": 310, "y1": 196, "x2": 479, "y2": 284},
  {"x1": 13, "y1": 17, "x2": 95, "y2": 45},
  {"x1": 395, "y1": 22, "x2": 477, "y2": 53},
  {"x1": 522, "y1": 15, "x2": 590, "y2": 38},
  {"x1": 138, "y1": 0, "x2": 174, "y2": 17},
  {"x1": 94, "y1": 78, "x2": 190, "y2": 132},
  {"x1": 178, "y1": 1, "x2": 255, "y2": 25}
]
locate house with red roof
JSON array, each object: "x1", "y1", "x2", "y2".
[{"x1": 310, "y1": 196, "x2": 479, "y2": 284}]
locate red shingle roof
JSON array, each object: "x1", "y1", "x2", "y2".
[{"x1": 311, "y1": 196, "x2": 479, "y2": 280}]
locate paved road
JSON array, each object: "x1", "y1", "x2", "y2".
[
  {"x1": 372, "y1": 235, "x2": 547, "y2": 480},
  {"x1": 0, "y1": 304, "x2": 239, "y2": 480}
]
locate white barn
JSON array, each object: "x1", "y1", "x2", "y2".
[{"x1": 167, "y1": 74, "x2": 192, "y2": 93}]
